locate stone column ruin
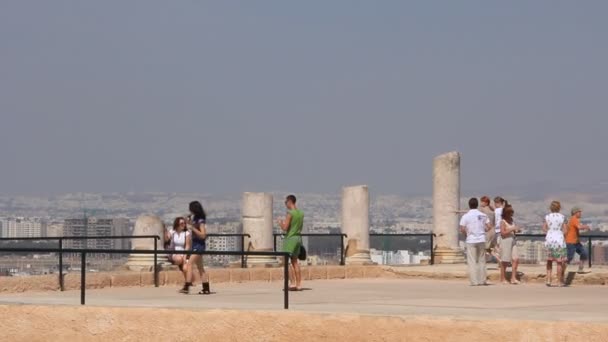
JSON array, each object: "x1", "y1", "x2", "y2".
[
  {"x1": 341, "y1": 185, "x2": 374, "y2": 265},
  {"x1": 125, "y1": 214, "x2": 167, "y2": 271},
  {"x1": 242, "y1": 192, "x2": 279, "y2": 267},
  {"x1": 432, "y1": 151, "x2": 465, "y2": 263}
]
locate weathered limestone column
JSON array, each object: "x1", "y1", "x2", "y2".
[
  {"x1": 242, "y1": 192, "x2": 279, "y2": 267},
  {"x1": 341, "y1": 185, "x2": 374, "y2": 265},
  {"x1": 433, "y1": 151, "x2": 466, "y2": 263},
  {"x1": 125, "y1": 214, "x2": 167, "y2": 271}
]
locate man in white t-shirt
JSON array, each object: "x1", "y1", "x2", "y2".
[{"x1": 460, "y1": 197, "x2": 493, "y2": 286}]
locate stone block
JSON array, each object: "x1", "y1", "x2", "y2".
[
  {"x1": 269, "y1": 268, "x2": 286, "y2": 282},
  {"x1": 110, "y1": 272, "x2": 142, "y2": 287},
  {"x1": 309, "y1": 266, "x2": 327, "y2": 280},
  {"x1": 230, "y1": 269, "x2": 251, "y2": 282},
  {"x1": 209, "y1": 269, "x2": 231, "y2": 283},
  {"x1": 64, "y1": 273, "x2": 111, "y2": 291},
  {"x1": 0, "y1": 274, "x2": 59, "y2": 293},
  {"x1": 300, "y1": 267, "x2": 311, "y2": 281},
  {"x1": 140, "y1": 271, "x2": 159, "y2": 287},
  {"x1": 164, "y1": 270, "x2": 187, "y2": 285},
  {"x1": 346, "y1": 266, "x2": 365, "y2": 279},
  {"x1": 363, "y1": 266, "x2": 387, "y2": 278},
  {"x1": 250, "y1": 269, "x2": 271, "y2": 282},
  {"x1": 327, "y1": 266, "x2": 346, "y2": 279}
]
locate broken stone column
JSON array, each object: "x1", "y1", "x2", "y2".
[
  {"x1": 242, "y1": 192, "x2": 279, "y2": 267},
  {"x1": 341, "y1": 185, "x2": 374, "y2": 265},
  {"x1": 125, "y1": 214, "x2": 167, "y2": 271},
  {"x1": 433, "y1": 151, "x2": 466, "y2": 264}
]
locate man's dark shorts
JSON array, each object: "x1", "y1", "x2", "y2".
[{"x1": 567, "y1": 243, "x2": 588, "y2": 263}]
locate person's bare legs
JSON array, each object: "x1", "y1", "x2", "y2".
[
  {"x1": 289, "y1": 257, "x2": 298, "y2": 289},
  {"x1": 289, "y1": 256, "x2": 302, "y2": 289},
  {"x1": 173, "y1": 255, "x2": 187, "y2": 282},
  {"x1": 546, "y1": 260, "x2": 552, "y2": 286},
  {"x1": 510, "y1": 258, "x2": 519, "y2": 284},
  {"x1": 500, "y1": 262, "x2": 508, "y2": 283},
  {"x1": 196, "y1": 256, "x2": 208, "y2": 284},
  {"x1": 557, "y1": 262, "x2": 566, "y2": 285}
]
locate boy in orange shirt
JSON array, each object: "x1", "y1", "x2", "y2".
[{"x1": 566, "y1": 207, "x2": 591, "y2": 273}]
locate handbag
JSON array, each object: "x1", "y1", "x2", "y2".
[{"x1": 298, "y1": 245, "x2": 307, "y2": 261}]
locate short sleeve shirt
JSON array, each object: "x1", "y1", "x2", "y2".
[
  {"x1": 460, "y1": 209, "x2": 490, "y2": 244},
  {"x1": 566, "y1": 216, "x2": 580, "y2": 244},
  {"x1": 191, "y1": 217, "x2": 206, "y2": 244}
]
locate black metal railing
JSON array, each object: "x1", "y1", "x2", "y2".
[
  {"x1": 205, "y1": 233, "x2": 251, "y2": 268},
  {"x1": 0, "y1": 235, "x2": 159, "y2": 291},
  {"x1": 273, "y1": 233, "x2": 347, "y2": 265},
  {"x1": 517, "y1": 234, "x2": 608, "y2": 268},
  {"x1": 0, "y1": 247, "x2": 291, "y2": 309},
  {"x1": 370, "y1": 233, "x2": 435, "y2": 265}
]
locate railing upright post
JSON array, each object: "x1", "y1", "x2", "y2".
[
  {"x1": 59, "y1": 238, "x2": 64, "y2": 291},
  {"x1": 273, "y1": 234, "x2": 277, "y2": 252},
  {"x1": 283, "y1": 254, "x2": 289, "y2": 310},
  {"x1": 588, "y1": 236, "x2": 592, "y2": 268},
  {"x1": 154, "y1": 237, "x2": 159, "y2": 287},
  {"x1": 340, "y1": 235, "x2": 345, "y2": 266},
  {"x1": 80, "y1": 252, "x2": 86, "y2": 305},
  {"x1": 430, "y1": 234, "x2": 435, "y2": 265}
]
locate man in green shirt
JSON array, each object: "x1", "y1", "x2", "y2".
[{"x1": 278, "y1": 194, "x2": 304, "y2": 291}]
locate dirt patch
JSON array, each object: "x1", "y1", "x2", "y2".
[{"x1": 1, "y1": 305, "x2": 606, "y2": 342}]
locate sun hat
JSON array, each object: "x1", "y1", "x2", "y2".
[{"x1": 571, "y1": 207, "x2": 582, "y2": 216}]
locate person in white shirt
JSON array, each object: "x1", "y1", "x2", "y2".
[
  {"x1": 165, "y1": 217, "x2": 191, "y2": 283},
  {"x1": 459, "y1": 198, "x2": 493, "y2": 286}
]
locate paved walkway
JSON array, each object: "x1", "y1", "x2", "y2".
[{"x1": 1, "y1": 279, "x2": 607, "y2": 322}]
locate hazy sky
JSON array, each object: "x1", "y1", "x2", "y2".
[{"x1": 1, "y1": 1, "x2": 607, "y2": 196}]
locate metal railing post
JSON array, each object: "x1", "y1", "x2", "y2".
[
  {"x1": 80, "y1": 252, "x2": 86, "y2": 305},
  {"x1": 283, "y1": 254, "x2": 289, "y2": 310},
  {"x1": 154, "y1": 237, "x2": 159, "y2": 287},
  {"x1": 58, "y1": 238, "x2": 64, "y2": 291},
  {"x1": 588, "y1": 236, "x2": 592, "y2": 268},
  {"x1": 340, "y1": 234, "x2": 345, "y2": 266},
  {"x1": 240, "y1": 235, "x2": 246, "y2": 268},
  {"x1": 273, "y1": 234, "x2": 278, "y2": 252},
  {"x1": 430, "y1": 234, "x2": 435, "y2": 265}
]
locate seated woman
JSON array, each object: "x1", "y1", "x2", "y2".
[{"x1": 165, "y1": 217, "x2": 191, "y2": 282}]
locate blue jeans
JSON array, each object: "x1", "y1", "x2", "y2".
[{"x1": 566, "y1": 243, "x2": 588, "y2": 263}]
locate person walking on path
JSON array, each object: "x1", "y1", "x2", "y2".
[
  {"x1": 278, "y1": 195, "x2": 304, "y2": 291},
  {"x1": 543, "y1": 201, "x2": 568, "y2": 287},
  {"x1": 499, "y1": 205, "x2": 522, "y2": 284},
  {"x1": 566, "y1": 207, "x2": 591, "y2": 274},
  {"x1": 459, "y1": 198, "x2": 493, "y2": 286},
  {"x1": 181, "y1": 201, "x2": 211, "y2": 295}
]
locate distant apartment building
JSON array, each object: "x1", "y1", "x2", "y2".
[
  {"x1": 0, "y1": 217, "x2": 46, "y2": 238},
  {"x1": 517, "y1": 240, "x2": 548, "y2": 264},
  {"x1": 63, "y1": 217, "x2": 131, "y2": 257},
  {"x1": 370, "y1": 249, "x2": 431, "y2": 265},
  {"x1": 592, "y1": 243, "x2": 608, "y2": 265}
]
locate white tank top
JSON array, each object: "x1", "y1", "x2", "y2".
[{"x1": 169, "y1": 229, "x2": 190, "y2": 251}]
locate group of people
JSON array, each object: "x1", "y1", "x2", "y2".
[
  {"x1": 164, "y1": 201, "x2": 211, "y2": 295},
  {"x1": 164, "y1": 195, "x2": 305, "y2": 294},
  {"x1": 460, "y1": 196, "x2": 591, "y2": 287}
]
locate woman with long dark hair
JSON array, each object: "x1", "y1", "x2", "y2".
[
  {"x1": 180, "y1": 201, "x2": 210, "y2": 294},
  {"x1": 499, "y1": 204, "x2": 522, "y2": 284}
]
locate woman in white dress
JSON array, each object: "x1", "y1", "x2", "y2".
[
  {"x1": 543, "y1": 201, "x2": 568, "y2": 287},
  {"x1": 165, "y1": 217, "x2": 191, "y2": 282}
]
